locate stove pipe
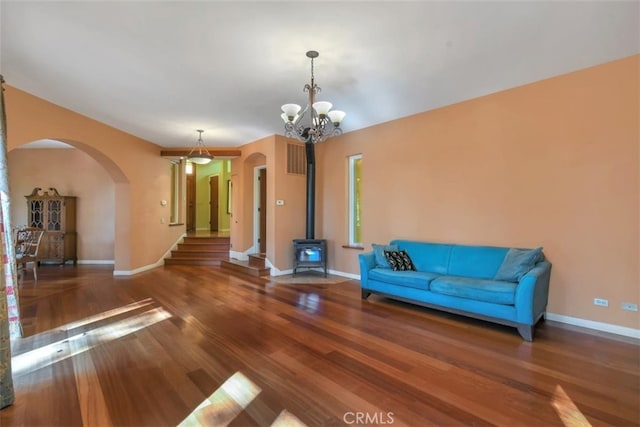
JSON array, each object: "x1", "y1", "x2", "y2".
[{"x1": 305, "y1": 140, "x2": 315, "y2": 240}]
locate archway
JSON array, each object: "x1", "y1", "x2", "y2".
[{"x1": 8, "y1": 138, "x2": 130, "y2": 271}]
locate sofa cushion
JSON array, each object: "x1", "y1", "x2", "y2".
[
  {"x1": 447, "y1": 245, "x2": 510, "y2": 279},
  {"x1": 384, "y1": 250, "x2": 416, "y2": 271},
  {"x1": 369, "y1": 268, "x2": 438, "y2": 291},
  {"x1": 391, "y1": 240, "x2": 452, "y2": 274},
  {"x1": 372, "y1": 243, "x2": 398, "y2": 269},
  {"x1": 430, "y1": 276, "x2": 517, "y2": 305},
  {"x1": 494, "y1": 247, "x2": 543, "y2": 282}
]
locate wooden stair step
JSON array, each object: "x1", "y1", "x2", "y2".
[
  {"x1": 171, "y1": 249, "x2": 229, "y2": 258},
  {"x1": 248, "y1": 253, "x2": 267, "y2": 268},
  {"x1": 178, "y1": 240, "x2": 231, "y2": 248},
  {"x1": 163, "y1": 235, "x2": 231, "y2": 267},
  {"x1": 220, "y1": 259, "x2": 270, "y2": 277},
  {"x1": 182, "y1": 236, "x2": 230, "y2": 244},
  {"x1": 164, "y1": 257, "x2": 226, "y2": 266}
]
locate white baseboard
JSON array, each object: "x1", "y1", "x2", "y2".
[
  {"x1": 270, "y1": 267, "x2": 293, "y2": 276},
  {"x1": 114, "y1": 232, "x2": 186, "y2": 276},
  {"x1": 328, "y1": 269, "x2": 360, "y2": 280},
  {"x1": 114, "y1": 261, "x2": 163, "y2": 276},
  {"x1": 77, "y1": 260, "x2": 115, "y2": 265},
  {"x1": 545, "y1": 313, "x2": 640, "y2": 339},
  {"x1": 229, "y1": 250, "x2": 249, "y2": 261}
]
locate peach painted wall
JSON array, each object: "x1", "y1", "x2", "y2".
[
  {"x1": 5, "y1": 86, "x2": 184, "y2": 272},
  {"x1": 230, "y1": 135, "x2": 305, "y2": 271},
  {"x1": 317, "y1": 55, "x2": 639, "y2": 329},
  {"x1": 8, "y1": 148, "x2": 115, "y2": 261},
  {"x1": 272, "y1": 136, "x2": 306, "y2": 270}
]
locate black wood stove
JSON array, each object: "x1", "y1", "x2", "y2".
[
  {"x1": 292, "y1": 140, "x2": 327, "y2": 276},
  {"x1": 293, "y1": 239, "x2": 327, "y2": 276}
]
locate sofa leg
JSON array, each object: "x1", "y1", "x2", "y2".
[
  {"x1": 517, "y1": 325, "x2": 534, "y2": 342},
  {"x1": 361, "y1": 290, "x2": 371, "y2": 300}
]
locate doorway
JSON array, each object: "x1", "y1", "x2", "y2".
[
  {"x1": 209, "y1": 175, "x2": 219, "y2": 231},
  {"x1": 186, "y1": 171, "x2": 196, "y2": 232},
  {"x1": 254, "y1": 166, "x2": 267, "y2": 253}
]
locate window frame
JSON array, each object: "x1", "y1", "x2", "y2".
[{"x1": 348, "y1": 154, "x2": 363, "y2": 247}]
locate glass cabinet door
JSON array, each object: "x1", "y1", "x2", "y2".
[
  {"x1": 47, "y1": 199, "x2": 62, "y2": 231},
  {"x1": 29, "y1": 200, "x2": 44, "y2": 228}
]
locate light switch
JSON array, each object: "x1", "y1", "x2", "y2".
[{"x1": 276, "y1": 199, "x2": 285, "y2": 206}]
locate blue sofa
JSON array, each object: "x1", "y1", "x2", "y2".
[{"x1": 359, "y1": 240, "x2": 552, "y2": 341}]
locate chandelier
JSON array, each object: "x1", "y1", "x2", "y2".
[
  {"x1": 187, "y1": 129, "x2": 213, "y2": 164},
  {"x1": 281, "y1": 50, "x2": 346, "y2": 144}
]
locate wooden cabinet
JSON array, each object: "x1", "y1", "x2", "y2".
[{"x1": 25, "y1": 187, "x2": 77, "y2": 264}]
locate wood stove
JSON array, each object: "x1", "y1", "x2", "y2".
[
  {"x1": 292, "y1": 136, "x2": 328, "y2": 276},
  {"x1": 293, "y1": 239, "x2": 327, "y2": 276}
]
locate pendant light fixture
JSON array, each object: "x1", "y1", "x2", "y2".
[
  {"x1": 281, "y1": 50, "x2": 346, "y2": 144},
  {"x1": 187, "y1": 129, "x2": 213, "y2": 165}
]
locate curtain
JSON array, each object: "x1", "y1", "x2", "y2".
[{"x1": 0, "y1": 75, "x2": 18, "y2": 409}]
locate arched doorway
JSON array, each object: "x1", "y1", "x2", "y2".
[{"x1": 8, "y1": 138, "x2": 129, "y2": 270}]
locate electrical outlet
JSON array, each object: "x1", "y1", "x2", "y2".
[
  {"x1": 622, "y1": 303, "x2": 638, "y2": 312},
  {"x1": 594, "y1": 298, "x2": 609, "y2": 307}
]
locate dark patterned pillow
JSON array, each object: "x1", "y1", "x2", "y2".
[{"x1": 384, "y1": 250, "x2": 416, "y2": 271}]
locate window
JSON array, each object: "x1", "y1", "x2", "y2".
[{"x1": 348, "y1": 154, "x2": 363, "y2": 246}]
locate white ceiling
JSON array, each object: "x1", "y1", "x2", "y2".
[{"x1": 1, "y1": 1, "x2": 638, "y2": 149}]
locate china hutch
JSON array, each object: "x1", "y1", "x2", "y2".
[{"x1": 25, "y1": 187, "x2": 77, "y2": 264}]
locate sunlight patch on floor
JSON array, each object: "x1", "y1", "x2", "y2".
[
  {"x1": 12, "y1": 306, "x2": 171, "y2": 377},
  {"x1": 271, "y1": 409, "x2": 307, "y2": 426},
  {"x1": 58, "y1": 297, "x2": 155, "y2": 331},
  {"x1": 179, "y1": 371, "x2": 308, "y2": 427},
  {"x1": 552, "y1": 384, "x2": 592, "y2": 427},
  {"x1": 178, "y1": 371, "x2": 261, "y2": 427}
]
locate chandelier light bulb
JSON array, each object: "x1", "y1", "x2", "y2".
[
  {"x1": 281, "y1": 104, "x2": 302, "y2": 121},
  {"x1": 312, "y1": 101, "x2": 333, "y2": 118},
  {"x1": 327, "y1": 110, "x2": 346, "y2": 126}
]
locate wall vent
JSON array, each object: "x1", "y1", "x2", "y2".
[{"x1": 287, "y1": 143, "x2": 306, "y2": 175}]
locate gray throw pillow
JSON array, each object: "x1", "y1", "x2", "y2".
[
  {"x1": 372, "y1": 243, "x2": 398, "y2": 269},
  {"x1": 494, "y1": 247, "x2": 543, "y2": 282}
]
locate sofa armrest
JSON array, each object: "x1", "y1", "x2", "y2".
[
  {"x1": 358, "y1": 252, "x2": 376, "y2": 285},
  {"x1": 515, "y1": 260, "x2": 552, "y2": 324}
]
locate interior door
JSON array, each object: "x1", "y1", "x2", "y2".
[
  {"x1": 259, "y1": 168, "x2": 266, "y2": 253},
  {"x1": 210, "y1": 175, "x2": 219, "y2": 231},
  {"x1": 186, "y1": 171, "x2": 196, "y2": 232}
]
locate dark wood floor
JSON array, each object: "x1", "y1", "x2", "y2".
[{"x1": 1, "y1": 265, "x2": 638, "y2": 426}]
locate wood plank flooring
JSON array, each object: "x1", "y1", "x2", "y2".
[{"x1": 1, "y1": 265, "x2": 638, "y2": 426}]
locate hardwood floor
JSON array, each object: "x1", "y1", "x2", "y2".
[{"x1": 1, "y1": 265, "x2": 638, "y2": 426}]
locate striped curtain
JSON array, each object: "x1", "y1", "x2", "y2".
[{"x1": 0, "y1": 75, "x2": 18, "y2": 409}]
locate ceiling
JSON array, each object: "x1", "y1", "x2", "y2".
[{"x1": 1, "y1": 1, "x2": 638, "y2": 149}]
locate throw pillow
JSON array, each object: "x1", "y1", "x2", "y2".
[
  {"x1": 372, "y1": 243, "x2": 398, "y2": 269},
  {"x1": 384, "y1": 250, "x2": 416, "y2": 271},
  {"x1": 494, "y1": 247, "x2": 543, "y2": 282}
]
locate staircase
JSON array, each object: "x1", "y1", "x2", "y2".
[
  {"x1": 220, "y1": 253, "x2": 271, "y2": 277},
  {"x1": 164, "y1": 235, "x2": 230, "y2": 266}
]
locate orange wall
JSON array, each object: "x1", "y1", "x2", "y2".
[
  {"x1": 9, "y1": 148, "x2": 116, "y2": 261},
  {"x1": 230, "y1": 135, "x2": 305, "y2": 270},
  {"x1": 317, "y1": 55, "x2": 639, "y2": 329},
  {"x1": 5, "y1": 86, "x2": 184, "y2": 272},
  {"x1": 6, "y1": 54, "x2": 637, "y2": 329}
]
